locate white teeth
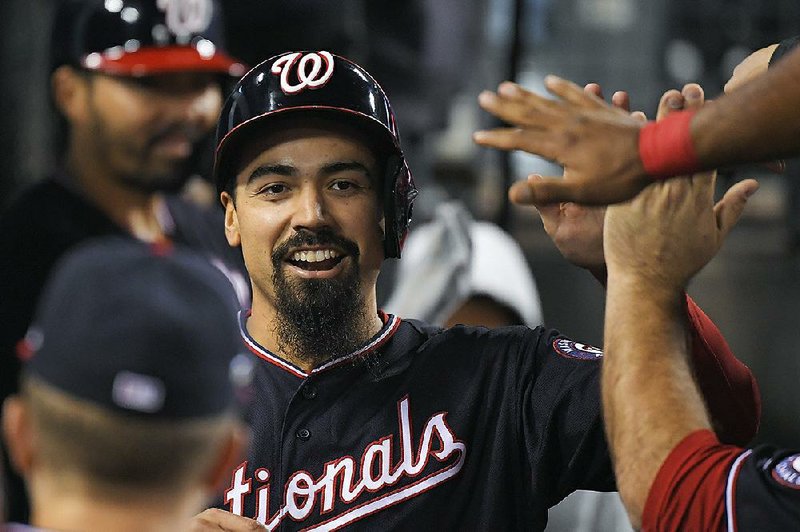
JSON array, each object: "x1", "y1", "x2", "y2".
[{"x1": 291, "y1": 249, "x2": 339, "y2": 263}]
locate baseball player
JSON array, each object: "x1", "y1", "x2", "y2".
[
  {"x1": 3, "y1": 239, "x2": 245, "y2": 531},
  {"x1": 198, "y1": 51, "x2": 759, "y2": 531},
  {"x1": 0, "y1": 2, "x2": 250, "y2": 520},
  {"x1": 602, "y1": 82, "x2": 800, "y2": 530},
  {"x1": 474, "y1": 40, "x2": 800, "y2": 206}
]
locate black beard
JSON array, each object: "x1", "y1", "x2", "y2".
[
  {"x1": 115, "y1": 135, "x2": 209, "y2": 194},
  {"x1": 271, "y1": 229, "x2": 373, "y2": 367}
]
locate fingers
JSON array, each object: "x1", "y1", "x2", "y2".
[
  {"x1": 584, "y1": 83, "x2": 604, "y2": 100},
  {"x1": 544, "y1": 75, "x2": 606, "y2": 109},
  {"x1": 584, "y1": 84, "x2": 630, "y2": 112},
  {"x1": 611, "y1": 91, "x2": 630, "y2": 112},
  {"x1": 656, "y1": 89, "x2": 684, "y2": 121},
  {"x1": 630, "y1": 111, "x2": 647, "y2": 122},
  {"x1": 713, "y1": 179, "x2": 759, "y2": 238},
  {"x1": 514, "y1": 177, "x2": 641, "y2": 206},
  {"x1": 188, "y1": 509, "x2": 267, "y2": 531},
  {"x1": 477, "y1": 82, "x2": 560, "y2": 129},
  {"x1": 509, "y1": 174, "x2": 560, "y2": 205},
  {"x1": 473, "y1": 127, "x2": 559, "y2": 160},
  {"x1": 682, "y1": 83, "x2": 704, "y2": 111}
]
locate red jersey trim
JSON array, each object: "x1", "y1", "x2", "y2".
[
  {"x1": 643, "y1": 429, "x2": 745, "y2": 532},
  {"x1": 237, "y1": 310, "x2": 401, "y2": 379},
  {"x1": 725, "y1": 449, "x2": 753, "y2": 532}
]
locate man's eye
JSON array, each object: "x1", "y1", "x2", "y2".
[
  {"x1": 260, "y1": 184, "x2": 287, "y2": 195},
  {"x1": 331, "y1": 180, "x2": 356, "y2": 191}
]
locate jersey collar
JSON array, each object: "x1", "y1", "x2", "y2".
[{"x1": 238, "y1": 310, "x2": 402, "y2": 378}]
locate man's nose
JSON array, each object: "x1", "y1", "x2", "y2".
[
  {"x1": 292, "y1": 186, "x2": 331, "y2": 231},
  {"x1": 173, "y1": 84, "x2": 223, "y2": 133}
]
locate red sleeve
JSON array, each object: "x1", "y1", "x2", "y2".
[
  {"x1": 685, "y1": 295, "x2": 760, "y2": 445},
  {"x1": 643, "y1": 429, "x2": 745, "y2": 532}
]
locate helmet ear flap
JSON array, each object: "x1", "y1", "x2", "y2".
[{"x1": 383, "y1": 155, "x2": 417, "y2": 259}]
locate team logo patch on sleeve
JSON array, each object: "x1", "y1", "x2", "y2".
[
  {"x1": 771, "y1": 454, "x2": 800, "y2": 489},
  {"x1": 553, "y1": 338, "x2": 603, "y2": 360}
]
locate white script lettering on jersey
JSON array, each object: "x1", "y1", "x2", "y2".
[
  {"x1": 225, "y1": 396, "x2": 467, "y2": 530},
  {"x1": 271, "y1": 51, "x2": 335, "y2": 95}
]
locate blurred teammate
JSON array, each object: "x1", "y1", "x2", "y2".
[
  {"x1": 0, "y1": 1, "x2": 248, "y2": 519},
  {"x1": 189, "y1": 51, "x2": 758, "y2": 530},
  {"x1": 384, "y1": 200, "x2": 543, "y2": 328},
  {"x1": 2, "y1": 239, "x2": 245, "y2": 532}
]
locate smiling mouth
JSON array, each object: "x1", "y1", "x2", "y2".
[{"x1": 286, "y1": 248, "x2": 346, "y2": 271}]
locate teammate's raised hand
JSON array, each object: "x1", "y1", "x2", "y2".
[
  {"x1": 474, "y1": 76, "x2": 651, "y2": 206},
  {"x1": 531, "y1": 83, "x2": 633, "y2": 275},
  {"x1": 604, "y1": 84, "x2": 758, "y2": 291}
]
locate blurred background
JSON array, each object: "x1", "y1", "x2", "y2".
[{"x1": 2, "y1": 0, "x2": 799, "y2": 489}]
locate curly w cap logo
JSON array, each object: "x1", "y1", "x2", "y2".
[
  {"x1": 271, "y1": 52, "x2": 335, "y2": 95},
  {"x1": 156, "y1": 0, "x2": 214, "y2": 41}
]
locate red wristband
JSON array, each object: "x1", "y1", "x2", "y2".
[{"x1": 638, "y1": 109, "x2": 700, "y2": 179}]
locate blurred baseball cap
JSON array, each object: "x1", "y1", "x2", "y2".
[
  {"x1": 18, "y1": 238, "x2": 242, "y2": 419},
  {"x1": 50, "y1": 0, "x2": 246, "y2": 77},
  {"x1": 384, "y1": 201, "x2": 543, "y2": 327}
]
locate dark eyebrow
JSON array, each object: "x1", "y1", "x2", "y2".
[
  {"x1": 246, "y1": 164, "x2": 296, "y2": 185},
  {"x1": 320, "y1": 161, "x2": 372, "y2": 178}
]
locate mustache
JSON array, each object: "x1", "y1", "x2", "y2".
[
  {"x1": 146, "y1": 123, "x2": 206, "y2": 150},
  {"x1": 272, "y1": 229, "x2": 360, "y2": 264}
]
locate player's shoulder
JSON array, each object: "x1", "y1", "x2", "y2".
[
  {"x1": 403, "y1": 320, "x2": 601, "y2": 358},
  {"x1": 407, "y1": 319, "x2": 540, "y2": 347}
]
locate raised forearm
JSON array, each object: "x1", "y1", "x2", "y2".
[
  {"x1": 692, "y1": 46, "x2": 800, "y2": 169},
  {"x1": 602, "y1": 275, "x2": 711, "y2": 527}
]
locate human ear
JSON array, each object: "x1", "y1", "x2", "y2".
[
  {"x1": 220, "y1": 192, "x2": 241, "y2": 247},
  {"x1": 2, "y1": 397, "x2": 34, "y2": 476},
  {"x1": 51, "y1": 66, "x2": 90, "y2": 124}
]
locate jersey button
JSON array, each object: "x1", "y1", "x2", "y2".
[
  {"x1": 302, "y1": 385, "x2": 317, "y2": 400},
  {"x1": 296, "y1": 428, "x2": 311, "y2": 441}
]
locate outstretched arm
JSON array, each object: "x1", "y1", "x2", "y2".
[
  {"x1": 474, "y1": 46, "x2": 800, "y2": 205},
  {"x1": 601, "y1": 85, "x2": 759, "y2": 527}
]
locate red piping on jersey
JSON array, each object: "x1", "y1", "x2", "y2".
[{"x1": 237, "y1": 310, "x2": 401, "y2": 378}]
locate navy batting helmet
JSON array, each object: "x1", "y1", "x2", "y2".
[
  {"x1": 50, "y1": 0, "x2": 245, "y2": 77},
  {"x1": 213, "y1": 51, "x2": 417, "y2": 259}
]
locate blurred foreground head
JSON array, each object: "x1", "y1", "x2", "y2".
[{"x1": 2, "y1": 238, "x2": 245, "y2": 530}]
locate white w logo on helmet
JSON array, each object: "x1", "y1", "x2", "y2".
[
  {"x1": 156, "y1": 0, "x2": 213, "y2": 42},
  {"x1": 271, "y1": 52, "x2": 335, "y2": 95}
]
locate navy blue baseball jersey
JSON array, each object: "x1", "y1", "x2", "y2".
[
  {"x1": 226, "y1": 305, "x2": 757, "y2": 531},
  {"x1": 644, "y1": 430, "x2": 800, "y2": 531}
]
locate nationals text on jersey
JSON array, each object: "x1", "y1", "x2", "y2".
[{"x1": 225, "y1": 396, "x2": 467, "y2": 530}]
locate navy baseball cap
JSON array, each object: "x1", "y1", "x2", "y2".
[
  {"x1": 19, "y1": 238, "x2": 242, "y2": 419},
  {"x1": 50, "y1": 0, "x2": 246, "y2": 77}
]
